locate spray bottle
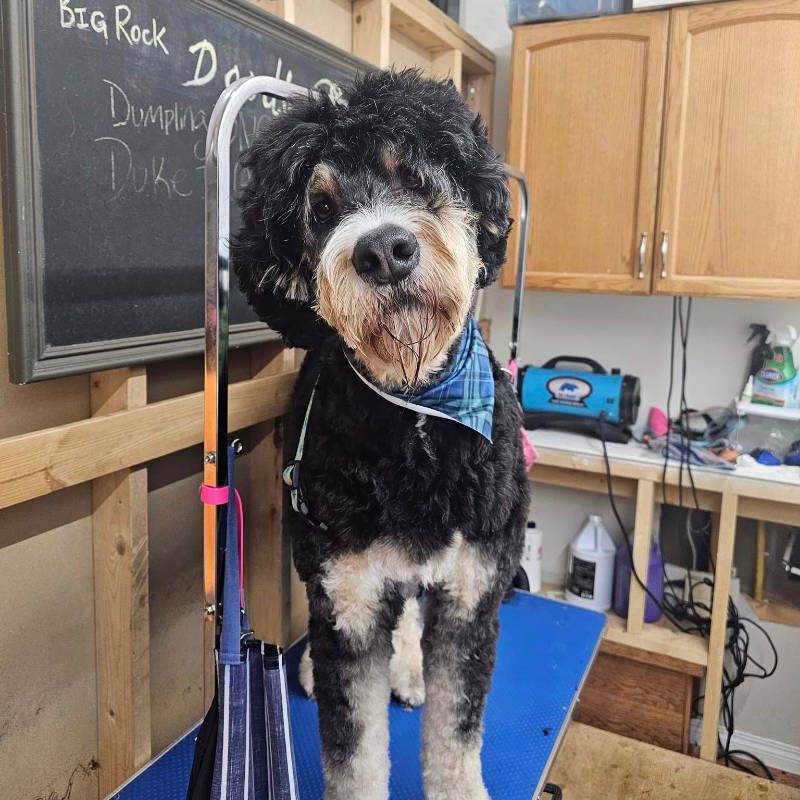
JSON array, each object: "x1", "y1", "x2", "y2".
[{"x1": 753, "y1": 325, "x2": 799, "y2": 409}]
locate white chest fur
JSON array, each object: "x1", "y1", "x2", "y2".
[{"x1": 321, "y1": 531, "x2": 495, "y2": 646}]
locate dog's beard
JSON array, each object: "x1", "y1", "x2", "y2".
[{"x1": 315, "y1": 201, "x2": 481, "y2": 389}]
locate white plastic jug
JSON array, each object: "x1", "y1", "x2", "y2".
[{"x1": 565, "y1": 514, "x2": 616, "y2": 611}]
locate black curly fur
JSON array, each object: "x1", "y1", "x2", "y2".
[{"x1": 233, "y1": 69, "x2": 528, "y2": 797}]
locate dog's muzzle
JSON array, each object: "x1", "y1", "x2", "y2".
[{"x1": 352, "y1": 223, "x2": 419, "y2": 285}]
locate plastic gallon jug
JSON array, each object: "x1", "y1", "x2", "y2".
[
  {"x1": 565, "y1": 515, "x2": 615, "y2": 611},
  {"x1": 518, "y1": 522, "x2": 543, "y2": 593},
  {"x1": 613, "y1": 539, "x2": 664, "y2": 623}
]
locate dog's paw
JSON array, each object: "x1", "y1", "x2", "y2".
[
  {"x1": 299, "y1": 642, "x2": 314, "y2": 698},
  {"x1": 390, "y1": 596, "x2": 425, "y2": 709},
  {"x1": 391, "y1": 662, "x2": 426, "y2": 709},
  {"x1": 428, "y1": 785, "x2": 490, "y2": 800}
]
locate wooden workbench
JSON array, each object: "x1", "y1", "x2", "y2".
[
  {"x1": 549, "y1": 722, "x2": 800, "y2": 799},
  {"x1": 528, "y1": 429, "x2": 800, "y2": 762}
]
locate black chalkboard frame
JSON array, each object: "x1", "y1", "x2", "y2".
[{"x1": 0, "y1": 0, "x2": 368, "y2": 383}]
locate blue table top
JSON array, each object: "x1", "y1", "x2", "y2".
[{"x1": 111, "y1": 592, "x2": 605, "y2": 800}]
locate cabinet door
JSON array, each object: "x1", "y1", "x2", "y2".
[
  {"x1": 655, "y1": 0, "x2": 800, "y2": 299},
  {"x1": 504, "y1": 13, "x2": 668, "y2": 293}
]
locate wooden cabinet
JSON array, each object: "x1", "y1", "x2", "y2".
[
  {"x1": 573, "y1": 651, "x2": 695, "y2": 753},
  {"x1": 505, "y1": 13, "x2": 668, "y2": 293},
  {"x1": 505, "y1": 0, "x2": 800, "y2": 299},
  {"x1": 655, "y1": 0, "x2": 800, "y2": 298}
]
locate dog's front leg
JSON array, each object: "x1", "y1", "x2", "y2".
[
  {"x1": 421, "y1": 581, "x2": 503, "y2": 800},
  {"x1": 306, "y1": 570, "x2": 399, "y2": 800}
]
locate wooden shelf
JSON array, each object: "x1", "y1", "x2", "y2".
[
  {"x1": 390, "y1": 0, "x2": 494, "y2": 73},
  {"x1": 528, "y1": 428, "x2": 796, "y2": 761},
  {"x1": 602, "y1": 611, "x2": 706, "y2": 676},
  {"x1": 746, "y1": 596, "x2": 800, "y2": 629},
  {"x1": 539, "y1": 587, "x2": 706, "y2": 676}
]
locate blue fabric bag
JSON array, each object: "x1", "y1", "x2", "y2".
[{"x1": 188, "y1": 445, "x2": 299, "y2": 800}]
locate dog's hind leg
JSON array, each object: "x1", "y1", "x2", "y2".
[
  {"x1": 298, "y1": 641, "x2": 315, "y2": 698},
  {"x1": 390, "y1": 595, "x2": 425, "y2": 708},
  {"x1": 421, "y1": 545, "x2": 502, "y2": 800},
  {"x1": 307, "y1": 570, "x2": 401, "y2": 800}
]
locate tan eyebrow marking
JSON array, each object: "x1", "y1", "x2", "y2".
[
  {"x1": 382, "y1": 148, "x2": 399, "y2": 175},
  {"x1": 309, "y1": 162, "x2": 338, "y2": 197}
]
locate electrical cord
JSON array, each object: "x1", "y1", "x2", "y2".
[
  {"x1": 668, "y1": 298, "x2": 777, "y2": 778},
  {"x1": 598, "y1": 297, "x2": 779, "y2": 780}
]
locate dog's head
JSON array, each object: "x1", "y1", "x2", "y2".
[{"x1": 234, "y1": 69, "x2": 510, "y2": 388}]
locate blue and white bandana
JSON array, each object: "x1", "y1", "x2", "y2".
[{"x1": 347, "y1": 316, "x2": 495, "y2": 442}]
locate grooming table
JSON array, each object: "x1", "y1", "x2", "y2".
[{"x1": 110, "y1": 592, "x2": 605, "y2": 800}]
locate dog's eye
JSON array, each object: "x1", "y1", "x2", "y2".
[
  {"x1": 311, "y1": 197, "x2": 335, "y2": 225},
  {"x1": 399, "y1": 170, "x2": 423, "y2": 192}
]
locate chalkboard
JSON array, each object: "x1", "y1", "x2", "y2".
[{"x1": 0, "y1": 0, "x2": 368, "y2": 382}]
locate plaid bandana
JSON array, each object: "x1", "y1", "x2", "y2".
[{"x1": 346, "y1": 316, "x2": 495, "y2": 442}]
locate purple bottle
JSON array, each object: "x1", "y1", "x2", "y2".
[{"x1": 613, "y1": 539, "x2": 663, "y2": 623}]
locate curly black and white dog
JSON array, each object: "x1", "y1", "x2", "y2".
[{"x1": 234, "y1": 69, "x2": 529, "y2": 800}]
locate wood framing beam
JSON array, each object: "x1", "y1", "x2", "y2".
[
  {"x1": 700, "y1": 491, "x2": 738, "y2": 761},
  {"x1": 353, "y1": 0, "x2": 391, "y2": 66},
  {"x1": 390, "y1": 0, "x2": 494, "y2": 73},
  {"x1": 246, "y1": 344, "x2": 295, "y2": 647},
  {"x1": 626, "y1": 479, "x2": 655, "y2": 635},
  {"x1": 246, "y1": 0, "x2": 296, "y2": 23},
  {"x1": 0, "y1": 370, "x2": 297, "y2": 511},
  {"x1": 431, "y1": 48, "x2": 462, "y2": 90},
  {"x1": 531, "y1": 464, "x2": 637, "y2": 499},
  {"x1": 91, "y1": 367, "x2": 151, "y2": 794},
  {"x1": 532, "y1": 444, "x2": 800, "y2": 507}
]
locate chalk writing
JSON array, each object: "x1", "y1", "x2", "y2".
[
  {"x1": 56, "y1": 0, "x2": 347, "y2": 205},
  {"x1": 59, "y1": 1, "x2": 169, "y2": 54},
  {"x1": 94, "y1": 136, "x2": 193, "y2": 200},
  {"x1": 105, "y1": 79, "x2": 207, "y2": 136}
]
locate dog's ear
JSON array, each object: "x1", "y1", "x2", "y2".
[
  {"x1": 233, "y1": 103, "x2": 333, "y2": 349},
  {"x1": 464, "y1": 114, "x2": 512, "y2": 288}
]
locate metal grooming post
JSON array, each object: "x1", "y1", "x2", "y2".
[
  {"x1": 203, "y1": 75, "x2": 307, "y2": 703},
  {"x1": 504, "y1": 165, "x2": 530, "y2": 388}
]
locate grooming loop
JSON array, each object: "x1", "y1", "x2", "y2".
[
  {"x1": 502, "y1": 165, "x2": 538, "y2": 470},
  {"x1": 202, "y1": 75, "x2": 308, "y2": 630},
  {"x1": 192, "y1": 74, "x2": 309, "y2": 800},
  {"x1": 504, "y1": 164, "x2": 530, "y2": 387}
]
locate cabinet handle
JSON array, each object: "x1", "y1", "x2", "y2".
[
  {"x1": 638, "y1": 232, "x2": 648, "y2": 279},
  {"x1": 660, "y1": 230, "x2": 669, "y2": 279}
]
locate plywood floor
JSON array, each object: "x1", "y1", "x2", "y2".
[{"x1": 549, "y1": 723, "x2": 800, "y2": 799}]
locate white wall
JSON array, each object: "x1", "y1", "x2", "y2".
[
  {"x1": 484, "y1": 289, "x2": 800, "y2": 417},
  {"x1": 459, "y1": 0, "x2": 800, "y2": 755}
]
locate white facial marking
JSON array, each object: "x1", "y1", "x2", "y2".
[{"x1": 314, "y1": 199, "x2": 481, "y2": 389}]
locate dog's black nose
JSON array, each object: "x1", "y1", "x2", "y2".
[{"x1": 353, "y1": 224, "x2": 419, "y2": 285}]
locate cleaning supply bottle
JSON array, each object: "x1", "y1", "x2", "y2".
[
  {"x1": 753, "y1": 325, "x2": 799, "y2": 408},
  {"x1": 613, "y1": 536, "x2": 664, "y2": 623},
  {"x1": 519, "y1": 521, "x2": 543, "y2": 593},
  {"x1": 565, "y1": 515, "x2": 615, "y2": 611}
]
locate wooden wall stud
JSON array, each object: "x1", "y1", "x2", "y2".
[{"x1": 90, "y1": 367, "x2": 151, "y2": 794}]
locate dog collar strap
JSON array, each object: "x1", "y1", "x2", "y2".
[
  {"x1": 347, "y1": 317, "x2": 495, "y2": 442},
  {"x1": 282, "y1": 380, "x2": 330, "y2": 533}
]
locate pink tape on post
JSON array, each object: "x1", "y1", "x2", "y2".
[
  {"x1": 200, "y1": 484, "x2": 245, "y2": 608},
  {"x1": 507, "y1": 359, "x2": 537, "y2": 471}
]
